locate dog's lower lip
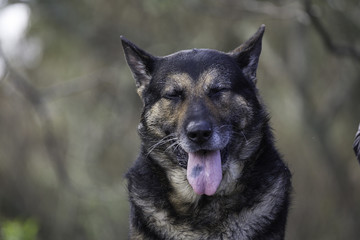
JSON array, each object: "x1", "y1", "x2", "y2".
[
  {"x1": 187, "y1": 147, "x2": 221, "y2": 154},
  {"x1": 186, "y1": 149, "x2": 221, "y2": 157},
  {"x1": 199, "y1": 150, "x2": 207, "y2": 155},
  {"x1": 193, "y1": 149, "x2": 213, "y2": 154}
]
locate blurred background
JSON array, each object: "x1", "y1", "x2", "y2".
[{"x1": 0, "y1": 0, "x2": 359, "y2": 239}]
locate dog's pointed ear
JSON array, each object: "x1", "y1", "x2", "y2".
[
  {"x1": 229, "y1": 25, "x2": 265, "y2": 84},
  {"x1": 121, "y1": 36, "x2": 156, "y2": 99}
]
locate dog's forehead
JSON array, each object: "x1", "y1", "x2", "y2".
[
  {"x1": 165, "y1": 68, "x2": 224, "y2": 88},
  {"x1": 158, "y1": 49, "x2": 237, "y2": 82}
]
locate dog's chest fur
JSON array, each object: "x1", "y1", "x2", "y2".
[{"x1": 127, "y1": 145, "x2": 291, "y2": 240}]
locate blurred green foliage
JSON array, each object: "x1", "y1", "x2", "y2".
[
  {"x1": 1, "y1": 219, "x2": 38, "y2": 240},
  {"x1": 0, "y1": 0, "x2": 359, "y2": 239}
]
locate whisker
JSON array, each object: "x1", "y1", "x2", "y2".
[
  {"x1": 165, "y1": 141, "x2": 179, "y2": 152},
  {"x1": 146, "y1": 134, "x2": 178, "y2": 157},
  {"x1": 219, "y1": 124, "x2": 232, "y2": 130},
  {"x1": 241, "y1": 131, "x2": 248, "y2": 143},
  {"x1": 148, "y1": 137, "x2": 176, "y2": 153},
  {"x1": 231, "y1": 130, "x2": 249, "y2": 144}
]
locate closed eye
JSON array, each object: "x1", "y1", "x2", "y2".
[
  {"x1": 163, "y1": 90, "x2": 184, "y2": 100},
  {"x1": 208, "y1": 87, "x2": 230, "y2": 98}
]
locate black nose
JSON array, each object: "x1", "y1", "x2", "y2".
[{"x1": 186, "y1": 120, "x2": 212, "y2": 144}]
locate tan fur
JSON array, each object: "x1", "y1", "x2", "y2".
[
  {"x1": 167, "y1": 167, "x2": 201, "y2": 213},
  {"x1": 131, "y1": 173, "x2": 287, "y2": 240}
]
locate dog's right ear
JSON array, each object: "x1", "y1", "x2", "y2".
[
  {"x1": 121, "y1": 36, "x2": 156, "y2": 100},
  {"x1": 229, "y1": 25, "x2": 265, "y2": 85}
]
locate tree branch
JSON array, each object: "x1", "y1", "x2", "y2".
[
  {"x1": 239, "y1": 0, "x2": 305, "y2": 20},
  {"x1": 304, "y1": 0, "x2": 360, "y2": 62},
  {"x1": 0, "y1": 50, "x2": 70, "y2": 186},
  {"x1": 40, "y1": 67, "x2": 112, "y2": 101}
]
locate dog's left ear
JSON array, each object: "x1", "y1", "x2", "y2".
[
  {"x1": 229, "y1": 25, "x2": 265, "y2": 84},
  {"x1": 121, "y1": 36, "x2": 156, "y2": 100}
]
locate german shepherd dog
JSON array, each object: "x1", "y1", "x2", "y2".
[{"x1": 121, "y1": 25, "x2": 292, "y2": 240}]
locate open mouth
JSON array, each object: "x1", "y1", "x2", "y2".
[{"x1": 186, "y1": 150, "x2": 222, "y2": 196}]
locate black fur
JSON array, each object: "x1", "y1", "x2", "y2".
[
  {"x1": 122, "y1": 25, "x2": 292, "y2": 240},
  {"x1": 354, "y1": 124, "x2": 360, "y2": 162}
]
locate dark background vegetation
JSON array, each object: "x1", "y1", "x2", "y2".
[{"x1": 0, "y1": 0, "x2": 359, "y2": 239}]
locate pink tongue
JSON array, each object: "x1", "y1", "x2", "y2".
[{"x1": 186, "y1": 150, "x2": 222, "y2": 196}]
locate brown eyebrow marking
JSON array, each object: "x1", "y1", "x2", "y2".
[
  {"x1": 199, "y1": 68, "x2": 220, "y2": 87},
  {"x1": 198, "y1": 68, "x2": 231, "y2": 93},
  {"x1": 163, "y1": 73, "x2": 193, "y2": 94}
]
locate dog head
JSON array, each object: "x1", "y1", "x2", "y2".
[{"x1": 122, "y1": 25, "x2": 268, "y2": 196}]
